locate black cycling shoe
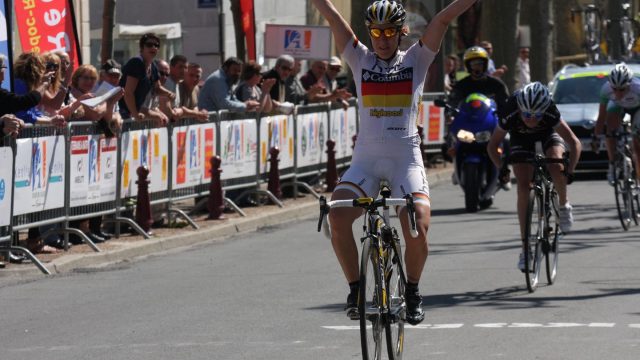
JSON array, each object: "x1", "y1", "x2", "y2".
[
  {"x1": 405, "y1": 288, "x2": 425, "y2": 325},
  {"x1": 345, "y1": 291, "x2": 359, "y2": 320}
]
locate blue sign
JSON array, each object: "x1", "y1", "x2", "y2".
[
  {"x1": 198, "y1": 0, "x2": 218, "y2": 9},
  {"x1": 0, "y1": 0, "x2": 11, "y2": 90},
  {"x1": 0, "y1": 179, "x2": 5, "y2": 201}
]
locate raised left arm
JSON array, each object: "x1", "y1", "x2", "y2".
[{"x1": 422, "y1": 0, "x2": 477, "y2": 52}]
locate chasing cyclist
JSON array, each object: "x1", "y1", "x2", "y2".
[
  {"x1": 487, "y1": 82, "x2": 582, "y2": 271},
  {"x1": 594, "y1": 63, "x2": 640, "y2": 184},
  {"x1": 310, "y1": 0, "x2": 477, "y2": 325}
]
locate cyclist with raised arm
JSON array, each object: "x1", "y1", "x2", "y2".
[
  {"x1": 310, "y1": 0, "x2": 477, "y2": 325},
  {"x1": 487, "y1": 82, "x2": 582, "y2": 271},
  {"x1": 594, "y1": 63, "x2": 640, "y2": 184}
]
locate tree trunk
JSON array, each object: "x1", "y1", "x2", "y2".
[
  {"x1": 607, "y1": 0, "x2": 624, "y2": 60},
  {"x1": 553, "y1": 0, "x2": 583, "y2": 58},
  {"x1": 529, "y1": 0, "x2": 554, "y2": 84},
  {"x1": 100, "y1": 0, "x2": 116, "y2": 64},
  {"x1": 480, "y1": 0, "x2": 521, "y2": 92},
  {"x1": 350, "y1": 0, "x2": 369, "y2": 51}
]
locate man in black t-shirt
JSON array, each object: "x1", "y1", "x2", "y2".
[{"x1": 487, "y1": 82, "x2": 582, "y2": 272}]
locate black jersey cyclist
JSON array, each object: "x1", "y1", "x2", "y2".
[
  {"x1": 594, "y1": 63, "x2": 640, "y2": 184},
  {"x1": 311, "y1": 0, "x2": 478, "y2": 325},
  {"x1": 487, "y1": 82, "x2": 582, "y2": 271}
]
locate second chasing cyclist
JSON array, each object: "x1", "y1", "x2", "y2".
[
  {"x1": 487, "y1": 82, "x2": 582, "y2": 272},
  {"x1": 310, "y1": 0, "x2": 478, "y2": 325}
]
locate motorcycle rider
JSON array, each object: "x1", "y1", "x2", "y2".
[{"x1": 487, "y1": 82, "x2": 582, "y2": 271}]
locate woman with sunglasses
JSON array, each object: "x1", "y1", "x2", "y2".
[
  {"x1": 594, "y1": 63, "x2": 640, "y2": 184},
  {"x1": 311, "y1": 0, "x2": 477, "y2": 325},
  {"x1": 487, "y1": 82, "x2": 581, "y2": 271}
]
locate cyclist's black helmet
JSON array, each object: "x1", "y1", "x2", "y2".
[
  {"x1": 365, "y1": 0, "x2": 406, "y2": 27},
  {"x1": 609, "y1": 63, "x2": 634, "y2": 88},
  {"x1": 516, "y1": 82, "x2": 552, "y2": 114}
]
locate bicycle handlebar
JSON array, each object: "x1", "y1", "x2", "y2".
[
  {"x1": 507, "y1": 153, "x2": 571, "y2": 178},
  {"x1": 317, "y1": 195, "x2": 419, "y2": 238}
]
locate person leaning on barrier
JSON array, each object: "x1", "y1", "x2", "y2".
[
  {"x1": 1, "y1": 114, "x2": 25, "y2": 138},
  {"x1": 178, "y1": 63, "x2": 210, "y2": 121},
  {"x1": 37, "y1": 52, "x2": 67, "y2": 116},
  {"x1": 118, "y1": 33, "x2": 176, "y2": 121},
  {"x1": 262, "y1": 55, "x2": 300, "y2": 114},
  {"x1": 301, "y1": 59, "x2": 351, "y2": 105},
  {"x1": 155, "y1": 59, "x2": 208, "y2": 123},
  {"x1": 11, "y1": 52, "x2": 66, "y2": 128},
  {"x1": 68, "y1": 64, "x2": 124, "y2": 130},
  {"x1": 235, "y1": 61, "x2": 275, "y2": 113},
  {"x1": 0, "y1": 54, "x2": 45, "y2": 118},
  {"x1": 198, "y1": 57, "x2": 259, "y2": 113}
]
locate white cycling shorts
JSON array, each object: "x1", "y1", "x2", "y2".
[{"x1": 335, "y1": 143, "x2": 431, "y2": 207}]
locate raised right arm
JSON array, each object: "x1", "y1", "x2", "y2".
[{"x1": 310, "y1": 0, "x2": 355, "y2": 54}]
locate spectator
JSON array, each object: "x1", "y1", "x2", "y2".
[
  {"x1": 284, "y1": 58, "x2": 308, "y2": 104},
  {"x1": 480, "y1": 40, "x2": 507, "y2": 78},
  {"x1": 38, "y1": 52, "x2": 66, "y2": 115},
  {"x1": 515, "y1": 46, "x2": 531, "y2": 90},
  {"x1": 140, "y1": 59, "x2": 171, "y2": 126},
  {"x1": 54, "y1": 51, "x2": 73, "y2": 89},
  {"x1": 164, "y1": 54, "x2": 187, "y2": 108},
  {"x1": 179, "y1": 63, "x2": 204, "y2": 111},
  {"x1": 96, "y1": 59, "x2": 122, "y2": 88},
  {"x1": 1, "y1": 114, "x2": 25, "y2": 138},
  {"x1": 155, "y1": 59, "x2": 208, "y2": 122},
  {"x1": 262, "y1": 54, "x2": 297, "y2": 113},
  {"x1": 0, "y1": 54, "x2": 44, "y2": 118},
  {"x1": 444, "y1": 54, "x2": 459, "y2": 93},
  {"x1": 119, "y1": 33, "x2": 175, "y2": 120},
  {"x1": 93, "y1": 59, "x2": 124, "y2": 135},
  {"x1": 325, "y1": 56, "x2": 351, "y2": 108},
  {"x1": 198, "y1": 57, "x2": 259, "y2": 112},
  {"x1": 301, "y1": 59, "x2": 350, "y2": 104},
  {"x1": 235, "y1": 61, "x2": 275, "y2": 113},
  {"x1": 12, "y1": 52, "x2": 66, "y2": 127}
]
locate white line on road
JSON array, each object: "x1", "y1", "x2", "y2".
[{"x1": 323, "y1": 323, "x2": 640, "y2": 330}]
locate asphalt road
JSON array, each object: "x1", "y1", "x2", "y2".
[{"x1": 1, "y1": 176, "x2": 639, "y2": 360}]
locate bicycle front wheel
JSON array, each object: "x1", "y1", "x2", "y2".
[
  {"x1": 360, "y1": 237, "x2": 383, "y2": 360},
  {"x1": 545, "y1": 190, "x2": 560, "y2": 284},
  {"x1": 385, "y1": 239, "x2": 405, "y2": 360},
  {"x1": 614, "y1": 158, "x2": 633, "y2": 231},
  {"x1": 524, "y1": 187, "x2": 543, "y2": 292}
]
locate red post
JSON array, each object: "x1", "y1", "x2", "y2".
[
  {"x1": 267, "y1": 146, "x2": 282, "y2": 199},
  {"x1": 326, "y1": 139, "x2": 338, "y2": 192},
  {"x1": 135, "y1": 166, "x2": 153, "y2": 232},
  {"x1": 352, "y1": 134, "x2": 357, "y2": 150},
  {"x1": 208, "y1": 155, "x2": 226, "y2": 220}
]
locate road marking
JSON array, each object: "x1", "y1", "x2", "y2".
[{"x1": 324, "y1": 323, "x2": 640, "y2": 330}]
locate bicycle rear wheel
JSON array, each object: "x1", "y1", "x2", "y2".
[
  {"x1": 614, "y1": 158, "x2": 633, "y2": 231},
  {"x1": 524, "y1": 187, "x2": 543, "y2": 292},
  {"x1": 545, "y1": 190, "x2": 560, "y2": 284},
  {"x1": 385, "y1": 239, "x2": 405, "y2": 360},
  {"x1": 360, "y1": 237, "x2": 383, "y2": 360}
]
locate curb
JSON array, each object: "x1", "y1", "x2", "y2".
[{"x1": 1, "y1": 166, "x2": 453, "y2": 281}]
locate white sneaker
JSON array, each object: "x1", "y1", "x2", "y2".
[
  {"x1": 518, "y1": 252, "x2": 525, "y2": 272},
  {"x1": 500, "y1": 179, "x2": 512, "y2": 191},
  {"x1": 607, "y1": 163, "x2": 615, "y2": 185},
  {"x1": 452, "y1": 172, "x2": 459, "y2": 185},
  {"x1": 558, "y1": 203, "x2": 574, "y2": 233}
]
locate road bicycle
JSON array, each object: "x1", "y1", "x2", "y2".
[
  {"x1": 317, "y1": 186, "x2": 418, "y2": 360},
  {"x1": 604, "y1": 1, "x2": 637, "y2": 61},
  {"x1": 509, "y1": 153, "x2": 568, "y2": 292},
  {"x1": 571, "y1": 4, "x2": 604, "y2": 64},
  {"x1": 608, "y1": 118, "x2": 640, "y2": 230}
]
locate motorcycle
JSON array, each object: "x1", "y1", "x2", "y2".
[{"x1": 435, "y1": 93, "x2": 501, "y2": 212}]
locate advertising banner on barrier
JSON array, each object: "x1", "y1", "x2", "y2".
[
  {"x1": 219, "y1": 119, "x2": 257, "y2": 180},
  {"x1": 172, "y1": 123, "x2": 216, "y2": 189},
  {"x1": 0, "y1": 147, "x2": 12, "y2": 226},
  {"x1": 14, "y1": 0, "x2": 81, "y2": 68},
  {"x1": 121, "y1": 128, "x2": 169, "y2": 197},
  {"x1": 418, "y1": 100, "x2": 445, "y2": 144},
  {"x1": 259, "y1": 115, "x2": 294, "y2": 175},
  {"x1": 99, "y1": 136, "x2": 117, "y2": 202},
  {"x1": 68, "y1": 135, "x2": 118, "y2": 207},
  {"x1": 296, "y1": 111, "x2": 328, "y2": 168},
  {"x1": 1, "y1": 0, "x2": 12, "y2": 90},
  {"x1": 329, "y1": 107, "x2": 357, "y2": 161},
  {"x1": 13, "y1": 136, "x2": 65, "y2": 215}
]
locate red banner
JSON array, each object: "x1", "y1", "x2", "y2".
[
  {"x1": 240, "y1": 0, "x2": 256, "y2": 61},
  {"x1": 14, "y1": 0, "x2": 81, "y2": 67}
]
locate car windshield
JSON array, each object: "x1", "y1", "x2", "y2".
[{"x1": 552, "y1": 75, "x2": 608, "y2": 104}]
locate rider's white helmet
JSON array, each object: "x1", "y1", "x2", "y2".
[
  {"x1": 609, "y1": 63, "x2": 634, "y2": 88},
  {"x1": 516, "y1": 82, "x2": 552, "y2": 114},
  {"x1": 365, "y1": 0, "x2": 406, "y2": 27}
]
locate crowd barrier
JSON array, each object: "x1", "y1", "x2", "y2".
[{"x1": 1, "y1": 93, "x2": 446, "y2": 274}]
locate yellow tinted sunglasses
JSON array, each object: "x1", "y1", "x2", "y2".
[{"x1": 369, "y1": 27, "x2": 399, "y2": 39}]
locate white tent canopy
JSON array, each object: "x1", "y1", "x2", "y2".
[{"x1": 91, "y1": 22, "x2": 182, "y2": 40}]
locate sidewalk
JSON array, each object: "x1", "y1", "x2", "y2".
[{"x1": 0, "y1": 164, "x2": 452, "y2": 281}]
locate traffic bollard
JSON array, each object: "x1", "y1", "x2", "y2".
[
  {"x1": 207, "y1": 155, "x2": 226, "y2": 220},
  {"x1": 325, "y1": 139, "x2": 338, "y2": 192},
  {"x1": 267, "y1": 146, "x2": 282, "y2": 199},
  {"x1": 135, "y1": 165, "x2": 153, "y2": 233}
]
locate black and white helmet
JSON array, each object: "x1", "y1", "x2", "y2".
[
  {"x1": 365, "y1": 0, "x2": 406, "y2": 27},
  {"x1": 609, "y1": 63, "x2": 633, "y2": 88},
  {"x1": 516, "y1": 82, "x2": 552, "y2": 114}
]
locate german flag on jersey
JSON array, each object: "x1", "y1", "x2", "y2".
[{"x1": 361, "y1": 67, "x2": 413, "y2": 108}]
